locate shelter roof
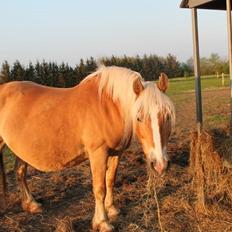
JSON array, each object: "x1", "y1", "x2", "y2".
[{"x1": 180, "y1": 0, "x2": 231, "y2": 10}]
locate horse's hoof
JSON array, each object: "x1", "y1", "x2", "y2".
[
  {"x1": 22, "y1": 200, "x2": 43, "y2": 214},
  {"x1": 107, "y1": 206, "x2": 120, "y2": 221},
  {"x1": 92, "y1": 220, "x2": 114, "y2": 232},
  {"x1": 99, "y1": 221, "x2": 114, "y2": 232}
]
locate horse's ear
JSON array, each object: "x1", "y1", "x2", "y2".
[
  {"x1": 157, "y1": 73, "x2": 168, "y2": 93},
  {"x1": 133, "y1": 78, "x2": 144, "y2": 96}
]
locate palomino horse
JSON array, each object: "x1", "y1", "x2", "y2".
[{"x1": 0, "y1": 66, "x2": 175, "y2": 232}]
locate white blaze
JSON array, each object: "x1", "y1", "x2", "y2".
[
  {"x1": 162, "y1": 146, "x2": 168, "y2": 161},
  {"x1": 150, "y1": 111, "x2": 163, "y2": 163}
]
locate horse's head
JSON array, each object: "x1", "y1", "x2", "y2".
[{"x1": 132, "y1": 73, "x2": 175, "y2": 176}]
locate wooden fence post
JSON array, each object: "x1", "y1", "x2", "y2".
[{"x1": 222, "y1": 73, "x2": 225, "y2": 87}]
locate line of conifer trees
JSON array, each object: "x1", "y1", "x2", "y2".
[{"x1": 0, "y1": 53, "x2": 228, "y2": 87}]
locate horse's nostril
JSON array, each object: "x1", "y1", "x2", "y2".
[
  {"x1": 167, "y1": 160, "x2": 170, "y2": 170},
  {"x1": 150, "y1": 161, "x2": 156, "y2": 171}
]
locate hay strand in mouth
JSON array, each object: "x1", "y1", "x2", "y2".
[
  {"x1": 153, "y1": 181, "x2": 165, "y2": 232},
  {"x1": 145, "y1": 168, "x2": 166, "y2": 232}
]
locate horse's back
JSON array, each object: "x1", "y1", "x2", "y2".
[
  {"x1": 0, "y1": 81, "x2": 36, "y2": 119},
  {"x1": 0, "y1": 81, "x2": 69, "y2": 130},
  {"x1": 0, "y1": 81, "x2": 67, "y2": 101}
]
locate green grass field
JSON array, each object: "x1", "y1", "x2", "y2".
[
  {"x1": 167, "y1": 74, "x2": 230, "y2": 96},
  {"x1": 167, "y1": 74, "x2": 230, "y2": 128}
]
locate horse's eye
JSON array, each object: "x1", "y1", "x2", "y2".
[{"x1": 137, "y1": 117, "x2": 142, "y2": 122}]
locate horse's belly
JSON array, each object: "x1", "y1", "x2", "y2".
[
  {"x1": 10, "y1": 143, "x2": 86, "y2": 172},
  {"x1": 6, "y1": 134, "x2": 85, "y2": 172}
]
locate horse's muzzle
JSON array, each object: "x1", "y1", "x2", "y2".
[{"x1": 150, "y1": 159, "x2": 168, "y2": 177}]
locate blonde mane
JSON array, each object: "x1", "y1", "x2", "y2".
[
  {"x1": 81, "y1": 66, "x2": 175, "y2": 149},
  {"x1": 82, "y1": 65, "x2": 143, "y2": 107}
]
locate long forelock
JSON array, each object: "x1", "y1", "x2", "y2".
[{"x1": 132, "y1": 84, "x2": 175, "y2": 129}]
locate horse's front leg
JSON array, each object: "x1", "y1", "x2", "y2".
[
  {"x1": 105, "y1": 155, "x2": 119, "y2": 220},
  {"x1": 15, "y1": 157, "x2": 42, "y2": 213},
  {"x1": 89, "y1": 147, "x2": 114, "y2": 232}
]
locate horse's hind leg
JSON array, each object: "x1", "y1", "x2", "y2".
[
  {"x1": 15, "y1": 157, "x2": 42, "y2": 213},
  {"x1": 105, "y1": 155, "x2": 120, "y2": 220}
]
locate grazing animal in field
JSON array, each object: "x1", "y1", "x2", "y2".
[{"x1": 0, "y1": 66, "x2": 175, "y2": 232}]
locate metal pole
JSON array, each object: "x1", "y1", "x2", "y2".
[
  {"x1": 226, "y1": 0, "x2": 232, "y2": 134},
  {"x1": 192, "y1": 8, "x2": 203, "y2": 134}
]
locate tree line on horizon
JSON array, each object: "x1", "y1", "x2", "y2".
[{"x1": 0, "y1": 53, "x2": 229, "y2": 87}]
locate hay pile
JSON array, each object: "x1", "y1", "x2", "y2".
[{"x1": 190, "y1": 129, "x2": 232, "y2": 212}]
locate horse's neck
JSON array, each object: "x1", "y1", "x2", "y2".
[
  {"x1": 101, "y1": 90, "x2": 133, "y2": 150},
  {"x1": 75, "y1": 78, "x2": 132, "y2": 150},
  {"x1": 101, "y1": 92, "x2": 134, "y2": 151}
]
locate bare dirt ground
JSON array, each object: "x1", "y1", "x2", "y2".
[{"x1": 0, "y1": 88, "x2": 232, "y2": 232}]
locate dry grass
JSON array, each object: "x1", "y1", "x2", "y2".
[
  {"x1": 190, "y1": 129, "x2": 232, "y2": 212},
  {"x1": 140, "y1": 128, "x2": 232, "y2": 232},
  {"x1": 55, "y1": 217, "x2": 74, "y2": 232}
]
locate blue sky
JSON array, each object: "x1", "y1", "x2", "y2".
[{"x1": 0, "y1": 0, "x2": 228, "y2": 66}]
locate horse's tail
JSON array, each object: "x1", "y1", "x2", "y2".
[
  {"x1": 0, "y1": 84, "x2": 7, "y2": 211},
  {"x1": 0, "y1": 150, "x2": 7, "y2": 211}
]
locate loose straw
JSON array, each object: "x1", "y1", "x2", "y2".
[
  {"x1": 146, "y1": 174, "x2": 165, "y2": 232},
  {"x1": 153, "y1": 182, "x2": 165, "y2": 232}
]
